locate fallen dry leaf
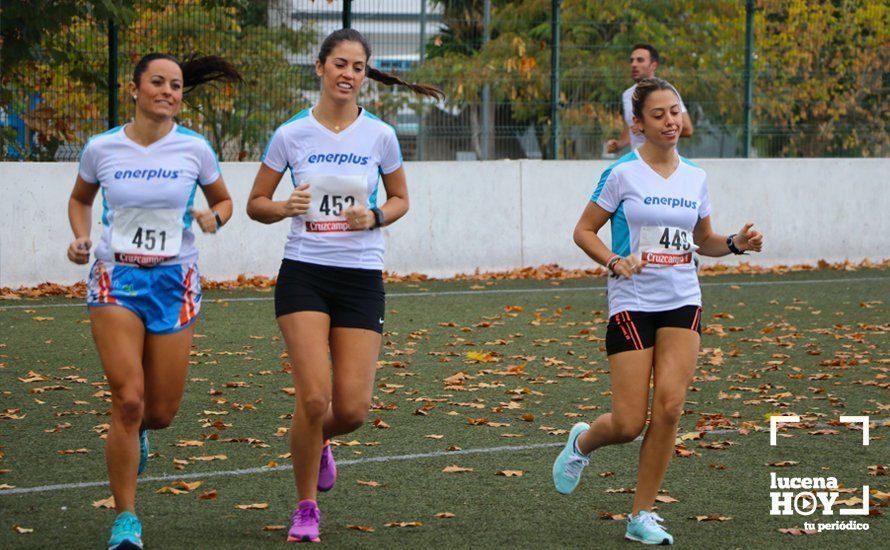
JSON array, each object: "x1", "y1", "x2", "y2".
[
  {"x1": 496, "y1": 470, "x2": 524, "y2": 477},
  {"x1": 263, "y1": 525, "x2": 287, "y2": 531},
  {"x1": 357, "y1": 480, "x2": 382, "y2": 487},
  {"x1": 235, "y1": 503, "x2": 269, "y2": 510},
  {"x1": 92, "y1": 496, "x2": 115, "y2": 509},
  {"x1": 691, "y1": 515, "x2": 732, "y2": 522},
  {"x1": 385, "y1": 521, "x2": 423, "y2": 528},
  {"x1": 57, "y1": 448, "x2": 89, "y2": 455},
  {"x1": 13, "y1": 525, "x2": 34, "y2": 534},
  {"x1": 655, "y1": 495, "x2": 679, "y2": 504},
  {"x1": 779, "y1": 527, "x2": 817, "y2": 535},
  {"x1": 442, "y1": 465, "x2": 474, "y2": 473},
  {"x1": 199, "y1": 490, "x2": 218, "y2": 500},
  {"x1": 435, "y1": 512, "x2": 456, "y2": 518},
  {"x1": 767, "y1": 461, "x2": 799, "y2": 467}
]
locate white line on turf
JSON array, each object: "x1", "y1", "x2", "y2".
[
  {"x1": 0, "y1": 275, "x2": 887, "y2": 311},
  {"x1": 0, "y1": 426, "x2": 767, "y2": 496}
]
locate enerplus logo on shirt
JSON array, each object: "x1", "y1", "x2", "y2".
[
  {"x1": 643, "y1": 196, "x2": 698, "y2": 210},
  {"x1": 113, "y1": 168, "x2": 180, "y2": 181},
  {"x1": 306, "y1": 153, "x2": 369, "y2": 166}
]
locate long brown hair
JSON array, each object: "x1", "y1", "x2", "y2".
[
  {"x1": 317, "y1": 29, "x2": 444, "y2": 100},
  {"x1": 132, "y1": 53, "x2": 242, "y2": 93}
]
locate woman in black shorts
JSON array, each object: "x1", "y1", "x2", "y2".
[
  {"x1": 246, "y1": 29, "x2": 442, "y2": 542},
  {"x1": 551, "y1": 78, "x2": 763, "y2": 545}
]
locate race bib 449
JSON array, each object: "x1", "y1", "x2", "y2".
[{"x1": 638, "y1": 225, "x2": 698, "y2": 266}]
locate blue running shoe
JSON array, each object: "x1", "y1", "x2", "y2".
[
  {"x1": 625, "y1": 511, "x2": 673, "y2": 545},
  {"x1": 137, "y1": 429, "x2": 149, "y2": 475},
  {"x1": 108, "y1": 511, "x2": 143, "y2": 550},
  {"x1": 552, "y1": 422, "x2": 591, "y2": 494}
]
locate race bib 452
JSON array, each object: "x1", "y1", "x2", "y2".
[{"x1": 302, "y1": 175, "x2": 368, "y2": 233}]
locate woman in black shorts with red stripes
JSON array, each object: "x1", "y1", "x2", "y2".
[{"x1": 551, "y1": 78, "x2": 763, "y2": 545}]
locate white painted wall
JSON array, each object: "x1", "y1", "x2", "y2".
[{"x1": 1, "y1": 159, "x2": 887, "y2": 287}]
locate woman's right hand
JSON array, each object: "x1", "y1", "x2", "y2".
[
  {"x1": 67, "y1": 237, "x2": 92, "y2": 264},
  {"x1": 610, "y1": 254, "x2": 647, "y2": 278},
  {"x1": 281, "y1": 183, "x2": 311, "y2": 217}
]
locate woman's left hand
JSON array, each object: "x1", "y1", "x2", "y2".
[
  {"x1": 344, "y1": 205, "x2": 375, "y2": 231},
  {"x1": 190, "y1": 208, "x2": 219, "y2": 234},
  {"x1": 733, "y1": 222, "x2": 763, "y2": 252}
]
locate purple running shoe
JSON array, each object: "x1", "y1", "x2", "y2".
[
  {"x1": 317, "y1": 440, "x2": 336, "y2": 492},
  {"x1": 287, "y1": 500, "x2": 321, "y2": 543}
]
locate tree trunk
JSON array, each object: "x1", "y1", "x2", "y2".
[{"x1": 469, "y1": 103, "x2": 481, "y2": 159}]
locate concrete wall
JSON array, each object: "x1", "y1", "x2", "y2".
[{"x1": 1, "y1": 159, "x2": 887, "y2": 287}]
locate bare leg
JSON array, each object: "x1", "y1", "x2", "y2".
[
  {"x1": 577, "y1": 348, "x2": 654, "y2": 454},
  {"x1": 323, "y1": 327, "x2": 381, "y2": 439},
  {"x1": 141, "y1": 325, "x2": 194, "y2": 429},
  {"x1": 278, "y1": 311, "x2": 332, "y2": 502},
  {"x1": 89, "y1": 306, "x2": 146, "y2": 514},
  {"x1": 632, "y1": 328, "x2": 699, "y2": 514}
]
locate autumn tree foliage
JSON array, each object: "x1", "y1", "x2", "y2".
[{"x1": 414, "y1": 0, "x2": 887, "y2": 158}]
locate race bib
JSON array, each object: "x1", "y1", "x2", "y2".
[
  {"x1": 111, "y1": 208, "x2": 183, "y2": 267},
  {"x1": 638, "y1": 225, "x2": 698, "y2": 266},
  {"x1": 302, "y1": 175, "x2": 368, "y2": 233}
]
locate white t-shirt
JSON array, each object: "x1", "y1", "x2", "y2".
[
  {"x1": 261, "y1": 107, "x2": 402, "y2": 270},
  {"x1": 78, "y1": 124, "x2": 220, "y2": 266},
  {"x1": 591, "y1": 150, "x2": 711, "y2": 315},
  {"x1": 622, "y1": 83, "x2": 688, "y2": 150}
]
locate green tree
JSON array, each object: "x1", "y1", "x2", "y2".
[{"x1": 3, "y1": 0, "x2": 317, "y2": 161}]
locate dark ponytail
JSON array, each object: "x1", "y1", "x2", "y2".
[
  {"x1": 631, "y1": 77, "x2": 680, "y2": 120},
  {"x1": 132, "y1": 53, "x2": 242, "y2": 93},
  {"x1": 366, "y1": 66, "x2": 445, "y2": 100},
  {"x1": 317, "y1": 29, "x2": 444, "y2": 100}
]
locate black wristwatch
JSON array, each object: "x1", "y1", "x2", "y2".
[
  {"x1": 370, "y1": 207, "x2": 385, "y2": 229},
  {"x1": 213, "y1": 210, "x2": 224, "y2": 231},
  {"x1": 727, "y1": 234, "x2": 744, "y2": 255}
]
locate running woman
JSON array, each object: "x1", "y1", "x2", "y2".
[
  {"x1": 246, "y1": 29, "x2": 443, "y2": 543},
  {"x1": 67, "y1": 53, "x2": 240, "y2": 550},
  {"x1": 552, "y1": 77, "x2": 762, "y2": 545}
]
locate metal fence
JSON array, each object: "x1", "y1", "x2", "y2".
[{"x1": 2, "y1": 0, "x2": 886, "y2": 162}]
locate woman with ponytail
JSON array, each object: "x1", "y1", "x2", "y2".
[
  {"x1": 247, "y1": 29, "x2": 442, "y2": 543},
  {"x1": 66, "y1": 53, "x2": 240, "y2": 549}
]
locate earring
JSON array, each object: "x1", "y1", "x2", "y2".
[{"x1": 133, "y1": 95, "x2": 137, "y2": 100}]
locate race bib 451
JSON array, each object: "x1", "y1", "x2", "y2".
[{"x1": 111, "y1": 208, "x2": 183, "y2": 267}]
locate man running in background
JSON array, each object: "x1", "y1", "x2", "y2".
[{"x1": 606, "y1": 44, "x2": 694, "y2": 154}]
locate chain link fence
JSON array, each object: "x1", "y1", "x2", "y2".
[{"x1": 2, "y1": 0, "x2": 886, "y2": 161}]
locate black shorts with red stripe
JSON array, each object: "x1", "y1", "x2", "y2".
[{"x1": 605, "y1": 305, "x2": 702, "y2": 355}]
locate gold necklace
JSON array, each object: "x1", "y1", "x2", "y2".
[{"x1": 315, "y1": 107, "x2": 358, "y2": 132}]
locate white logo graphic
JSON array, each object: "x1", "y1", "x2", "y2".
[{"x1": 768, "y1": 415, "x2": 872, "y2": 531}]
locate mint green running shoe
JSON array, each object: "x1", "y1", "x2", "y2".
[
  {"x1": 108, "y1": 511, "x2": 143, "y2": 550},
  {"x1": 137, "y1": 429, "x2": 149, "y2": 475},
  {"x1": 625, "y1": 511, "x2": 673, "y2": 545},
  {"x1": 552, "y1": 422, "x2": 591, "y2": 494}
]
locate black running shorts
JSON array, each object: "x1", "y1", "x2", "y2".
[
  {"x1": 274, "y1": 259, "x2": 385, "y2": 333},
  {"x1": 605, "y1": 305, "x2": 702, "y2": 355}
]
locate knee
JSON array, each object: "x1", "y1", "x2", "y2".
[
  {"x1": 652, "y1": 396, "x2": 685, "y2": 426},
  {"x1": 143, "y1": 409, "x2": 177, "y2": 430},
  {"x1": 333, "y1": 404, "x2": 368, "y2": 433},
  {"x1": 612, "y1": 417, "x2": 646, "y2": 443},
  {"x1": 297, "y1": 394, "x2": 331, "y2": 421},
  {"x1": 113, "y1": 394, "x2": 144, "y2": 427}
]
